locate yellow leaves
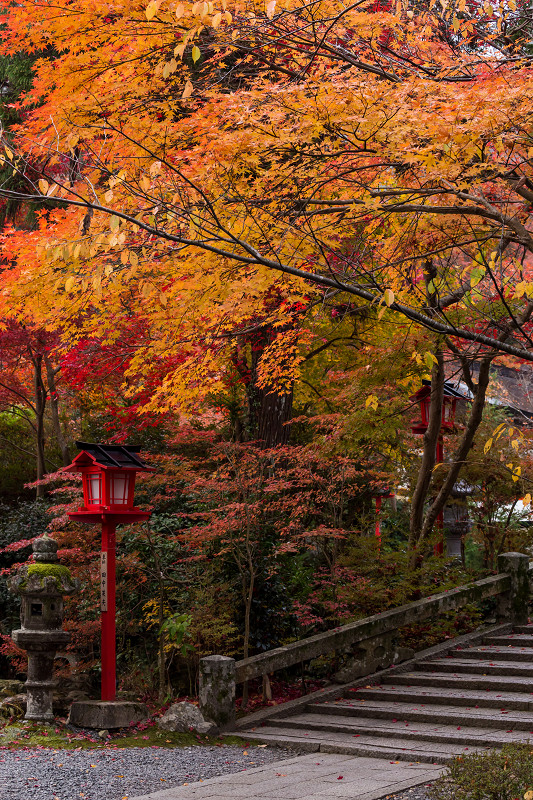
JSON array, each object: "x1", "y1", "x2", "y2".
[
  {"x1": 506, "y1": 463, "x2": 522, "y2": 482},
  {"x1": 484, "y1": 438, "x2": 493, "y2": 454},
  {"x1": 174, "y1": 43, "x2": 186, "y2": 58},
  {"x1": 412, "y1": 351, "x2": 437, "y2": 370},
  {"x1": 377, "y1": 288, "x2": 394, "y2": 319},
  {"x1": 145, "y1": 0, "x2": 161, "y2": 21},
  {"x1": 38, "y1": 179, "x2": 49, "y2": 194},
  {"x1": 212, "y1": 11, "x2": 222, "y2": 27},
  {"x1": 423, "y1": 351, "x2": 436, "y2": 370},
  {"x1": 513, "y1": 281, "x2": 533, "y2": 300},
  {"x1": 182, "y1": 80, "x2": 194, "y2": 99},
  {"x1": 65, "y1": 276, "x2": 76, "y2": 293},
  {"x1": 175, "y1": 2, "x2": 185, "y2": 18},
  {"x1": 469, "y1": 265, "x2": 485, "y2": 288},
  {"x1": 92, "y1": 273, "x2": 102, "y2": 298},
  {"x1": 162, "y1": 58, "x2": 178, "y2": 79},
  {"x1": 522, "y1": 494, "x2": 532, "y2": 508},
  {"x1": 383, "y1": 288, "x2": 394, "y2": 307},
  {"x1": 266, "y1": 0, "x2": 276, "y2": 18},
  {"x1": 365, "y1": 394, "x2": 379, "y2": 411},
  {"x1": 191, "y1": 45, "x2": 201, "y2": 63},
  {"x1": 109, "y1": 215, "x2": 120, "y2": 232}
]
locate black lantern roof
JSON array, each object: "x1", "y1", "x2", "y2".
[
  {"x1": 70, "y1": 441, "x2": 152, "y2": 471},
  {"x1": 417, "y1": 379, "x2": 466, "y2": 399}
]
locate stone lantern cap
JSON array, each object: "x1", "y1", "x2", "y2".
[{"x1": 7, "y1": 533, "x2": 79, "y2": 596}]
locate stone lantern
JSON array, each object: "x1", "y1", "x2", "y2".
[{"x1": 8, "y1": 533, "x2": 79, "y2": 722}]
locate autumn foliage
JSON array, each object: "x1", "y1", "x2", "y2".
[{"x1": 1, "y1": 0, "x2": 533, "y2": 699}]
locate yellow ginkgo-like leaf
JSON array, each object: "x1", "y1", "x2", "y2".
[{"x1": 182, "y1": 80, "x2": 194, "y2": 99}]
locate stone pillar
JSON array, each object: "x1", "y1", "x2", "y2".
[
  {"x1": 497, "y1": 552, "x2": 530, "y2": 626},
  {"x1": 8, "y1": 534, "x2": 79, "y2": 722},
  {"x1": 199, "y1": 655, "x2": 236, "y2": 728}
]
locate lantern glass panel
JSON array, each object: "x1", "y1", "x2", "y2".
[
  {"x1": 87, "y1": 474, "x2": 102, "y2": 505},
  {"x1": 110, "y1": 473, "x2": 129, "y2": 505}
]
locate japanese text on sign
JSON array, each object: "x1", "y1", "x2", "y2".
[{"x1": 100, "y1": 551, "x2": 108, "y2": 612}]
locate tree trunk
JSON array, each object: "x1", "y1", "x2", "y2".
[
  {"x1": 33, "y1": 354, "x2": 46, "y2": 497},
  {"x1": 247, "y1": 331, "x2": 294, "y2": 448},
  {"x1": 409, "y1": 349, "x2": 445, "y2": 550},
  {"x1": 256, "y1": 385, "x2": 293, "y2": 448},
  {"x1": 417, "y1": 357, "x2": 491, "y2": 554},
  {"x1": 240, "y1": 570, "x2": 254, "y2": 709},
  {"x1": 158, "y1": 583, "x2": 166, "y2": 703},
  {"x1": 44, "y1": 353, "x2": 70, "y2": 466}
]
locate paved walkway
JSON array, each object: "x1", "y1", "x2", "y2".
[{"x1": 130, "y1": 753, "x2": 443, "y2": 800}]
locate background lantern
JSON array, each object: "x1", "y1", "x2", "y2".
[
  {"x1": 410, "y1": 380, "x2": 458, "y2": 435},
  {"x1": 410, "y1": 381, "x2": 462, "y2": 554},
  {"x1": 63, "y1": 442, "x2": 154, "y2": 702}
]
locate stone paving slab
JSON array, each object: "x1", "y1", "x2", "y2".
[{"x1": 130, "y1": 754, "x2": 443, "y2": 800}]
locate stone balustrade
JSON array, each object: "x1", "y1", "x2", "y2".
[{"x1": 199, "y1": 552, "x2": 532, "y2": 727}]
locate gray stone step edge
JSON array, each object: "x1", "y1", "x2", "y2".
[
  {"x1": 226, "y1": 728, "x2": 470, "y2": 764},
  {"x1": 227, "y1": 622, "x2": 511, "y2": 733}
]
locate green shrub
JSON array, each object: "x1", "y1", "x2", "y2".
[{"x1": 429, "y1": 744, "x2": 533, "y2": 800}]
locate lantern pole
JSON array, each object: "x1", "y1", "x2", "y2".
[
  {"x1": 100, "y1": 518, "x2": 117, "y2": 702},
  {"x1": 63, "y1": 442, "x2": 153, "y2": 711}
]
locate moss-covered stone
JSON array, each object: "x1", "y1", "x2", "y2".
[{"x1": 27, "y1": 563, "x2": 72, "y2": 581}]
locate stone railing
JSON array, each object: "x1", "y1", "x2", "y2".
[{"x1": 199, "y1": 552, "x2": 532, "y2": 727}]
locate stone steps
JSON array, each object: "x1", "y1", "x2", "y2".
[
  {"x1": 442, "y1": 646, "x2": 533, "y2": 662},
  {"x1": 512, "y1": 625, "x2": 533, "y2": 634},
  {"x1": 261, "y1": 712, "x2": 533, "y2": 748},
  {"x1": 345, "y1": 684, "x2": 533, "y2": 711},
  {"x1": 415, "y1": 658, "x2": 533, "y2": 676},
  {"x1": 309, "y1": 699, "x2": 533, "y2": 730},
  {"x1": 236, "y1": 624, "x2": 533, "y2": 763},
  {"x1": 483, "y1": 635, "x2": 533, "y2": 647},
  {"x1": 239, "y1": 726, "x2": 488, "y2": 764},
  {"x1": 381, "y1": 672, "x2": 533, "y2": 692}
]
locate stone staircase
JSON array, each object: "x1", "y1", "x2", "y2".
[{"x1": 237, "y1": 624, "x2": 533, "y2": 764}]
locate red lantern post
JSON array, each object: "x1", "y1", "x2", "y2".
[
  {"x1": 62, "y1": 442, "x2": 154, "y2": 702},
  {"x1": 410, "y1": 382, "x2": 458, "y2": 555}
]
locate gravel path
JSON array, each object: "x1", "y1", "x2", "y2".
[{"x1": 0, "y1": 743, "x2": 293, "y2": 800}]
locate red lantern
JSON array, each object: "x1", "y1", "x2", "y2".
[
  {"x1": 410, "y1": 381, "x2": 458, "y2": 435},
  {"x1": 63, "y1": 442, "x2": 153, "y2": 522},
  {"x1": 62, "y1": 442, "x2": 154, "y2": 703}
]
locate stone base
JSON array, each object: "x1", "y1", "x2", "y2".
[{"x1": 68, "y1": 700, "x2": 148, "y2": 730}]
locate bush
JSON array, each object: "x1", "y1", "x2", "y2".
[{"x1": 429, "y1": 744, "x2": 533, "y2": 800}]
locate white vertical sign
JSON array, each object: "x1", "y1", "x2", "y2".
[{"x1": 100, "y1": 551, "x2": 108, "y2": 612}]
